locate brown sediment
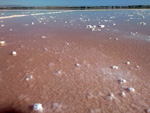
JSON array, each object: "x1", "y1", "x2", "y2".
[{"x1": 0, "y1": 10, "x2": 150, "y2": 113}]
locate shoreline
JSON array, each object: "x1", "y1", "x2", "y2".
[{"x1": 0, "y1": 8, "x2": 150, "y2": 11}]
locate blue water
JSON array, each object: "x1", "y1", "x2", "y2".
[{"x1": 0, "y1": 9, "x2": 150, "y2": 41}]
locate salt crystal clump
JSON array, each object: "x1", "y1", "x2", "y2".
[
  {"x1": 42, "y1": 36, "x2": 46, "y2": 38},
  {"x1": 26, "y1": 75, "x2": 33, "y2": 81},
  {"x1": 75, "y1": 63, "x2": 80, "y2": 67},
  {"x1": 32, "y1": 22, "x2": 34, "y2": 25},
  {"x1": 24, "y1": 24, "x2": 28, "y2": 26},
  {"x1": 121, "y1": 92, "x2": 126, "y2": 97},
  {"x1": 90, "y1": 108, "x2": 101, "y2": 113},
  {"x1": 87, "y1": 92, "x2": 94, "y2": 99},
  {"x1": 85, "y1": 25, "x2": 94, "y2": 29},
  {"x1": 98, "y1": 25, "x2": 105, "y2": 28},
  {"x1": 126, "y1": 61, "x2": 130, "y2": 65},
  {"x1": 55, "y1": 70, "x2": 62, "y2": 76},
  {"x1": 52, "y1": 102, "x2": 63, "y2": 112},
  {"x1": 112, "y1": 65, "x2": 118, "y2": 69},
  {"x1": 33, "y1": 103, "x2": 43, "y2": 112},
  {"x1": 119, "y1": 79, "x2": 126, "y2": 84},
  {"x1": 44, "y1": 48, "x2": 48, "y2": 51},
  {"x1": 12, "y1": 51, "x2": 17, "y2": 56},
  {"x1": 107, "y1": 93, "x2": 114, "y2": 100},
  {"x1": 57, "y1": 70, "x2": 62, "y2": 74},
  {"x1": 93, "y1": 25, "x2": 97, "y2": 28},
  {"x1": 1, "y1": 24, "x2": 4, "y2": 27},
  {"x1": 140, "y1": 22, "x2": 146, "y2": 25},
  {"x1": 127, "y1": 87, "x2": 135, "y2": 92},
  {"x1": 115, "y1": 38, "x2": 118, "y2": 40},
  {"x1": 91, "y1": 28, "x2": 96, "y2": 31},
  {"x1": 136, "y1": 65, "x2": 140, "y2": 69},
  {"x1": 0, "y1": 41, "x2": 5, "y2": 46},
  {"x1": 147, "y1": 109, "x2": 150, "y2": 113},
  {"x1": 65, "y1": 42, "x2": 69, "y2": 45}
]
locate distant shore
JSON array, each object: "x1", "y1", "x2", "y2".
[{"x1": 0, "y1": 5, "x2": 150, "y2": 10}]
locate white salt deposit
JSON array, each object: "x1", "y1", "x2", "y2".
[
  {"x1": 90, "y1": 108, "x2": 101, "y2": 113},
  {"x1": 23, "y1": 24, "x2": 28, "y2": 26},
  {"x1": 1, "y1": 24, "x2": 4, "y2": 27},
  {"x1": 55, "y1": 70, "x2": 62, "y2": 76},
  {"x1": 42, "y1": 36, "x2": 46, "y2": 38},
  {"x1": 126, "y1": 61, "x2": 130, "y2": 65},
  {"x1": 147, "y1": 109, "x2": 150, "y2": 113},
  {"x1": 33, "y1": 103, "x2": 43, "y2": 112},
  {"x1": 121, "y1": 92, "x2": 126, "y2": 97},
  {"x1": 119, "y1": 79, "x2": 126, "y2": 84},
  {"x1": 93, "y1": 25, "x2": 97, "y2": 28},
  {"x1": 112, "y1": 65, "x2": 118, "y2": 69},
  {"x1": 52, "y1": 102, "x2": 63, "y2": 112},
  {"x1": 57, "y1": 70, "x2": 62, "y2": 74},
  {"x1": 136, "y1": 65, "x2": 140, "y2": 69},
  {"x1": 0, "y1": 41, "x2": 5, "y2": 45},
  {"x1": 12, "y1": 51, "x2": 17, "y2": 56},
  {"x1": 75, "y1": 63, "x2": 80, "y2": 67},
  {"x1": 127, "y1": 87, "x2": 135, "y2": 92},
  {"x1": 0, "y1": 15, "x2": 27, "y2": 20},
  {"x1": 91, "y1": 28, "x2": 96, "y2": 31},
  {"x1": 98, "y1": 25, "x2": 105, "y2": 28},
  {"x1": 115, "y1": 38, "x2": 118, "y2": 40},
  {"x1": 44, "y1": 48, "x2": 48, "y2": 51},
  {"x1": 140, "y1": 22, "x2": 146, "y2": 25},
  {"x1": 86, "y1": 25, "x2": 93, "y2": 29},
  {"x1": 107, "y1": 93, "x2": 114, "y2": 100},
  {"x1": 32, "y1": 22, "x2": 34, "y2": 25},
  {"x1": 25, "y1": 75, "x2": 33, "y2": 81},
  {"x1": 65, "y1": 42, "x2": 69, "y2": 45}
]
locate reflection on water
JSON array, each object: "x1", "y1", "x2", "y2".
[{"x1": 0, "y1": 10, "x2": 150, "y2": 41}]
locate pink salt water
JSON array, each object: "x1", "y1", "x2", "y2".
[{"x1": 0, "y1": 10, "x2": 150, "y2": 113}]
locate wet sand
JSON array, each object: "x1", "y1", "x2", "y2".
[{"x1": 0, "y1": 10, "x2": 150, "y2": 113}]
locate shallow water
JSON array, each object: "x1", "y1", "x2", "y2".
[
  {"x1": 0, "y1": 10, "x2": 150, "y2": 41},
  {"x1": 0, "y1": 10, "x2": 150, "y2": 113}
]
